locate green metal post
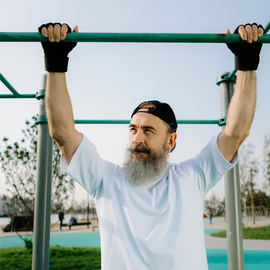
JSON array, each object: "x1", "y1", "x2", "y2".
[
  {"x1": 32, "y1": 74, "x2": 53, "y2": 270},
  {"x1": 217, "y1": 72, "x2": 244, "y2": 270}
]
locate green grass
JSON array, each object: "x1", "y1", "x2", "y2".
[
  {"x1": 210, "y1": 226, "x2": 270, "y2": 239},
  {"x1": 0, "y1": 246, "x2": 101, "y2": 270}
]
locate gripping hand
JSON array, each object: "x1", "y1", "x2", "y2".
[
  {"x1": 38, "y1": 23, "x2": 77, "y2": 72},
  {"x1": 226, "y1": 23, "x2": 264, "y2": 70}
]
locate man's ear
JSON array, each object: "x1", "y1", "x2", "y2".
[{"x1": 167, "y1": 133, "x2": 177, "y2": 151}]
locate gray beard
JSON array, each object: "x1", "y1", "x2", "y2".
[{"x1": 122, "y1": 144, "x2": 168, "y2": 187}]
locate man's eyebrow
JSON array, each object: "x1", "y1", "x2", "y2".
[
  {"x1": 142, "y1": 125, "x2": 156, "y2": 131},
  {"x1": 129, "y1": 124, "x2": 156, "y2": 132},
  {"x1": 129, "y1": 124, "x2": 137, "y2": 129}
]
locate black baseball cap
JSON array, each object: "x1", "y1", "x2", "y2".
[{"x1": 131, "y1": 100, "x2": 178, "y2": 132}]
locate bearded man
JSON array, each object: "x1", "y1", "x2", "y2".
[{"x1": 39, "y1": 22, "x2": 264, "y2": 270}]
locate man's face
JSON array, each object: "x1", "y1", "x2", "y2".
[
  {"x1": 123, "y1": 105, "x2": 177, "y2": 186},
  {"x1": 129, "y1": 110, "x2": 172, "y2": 160}
]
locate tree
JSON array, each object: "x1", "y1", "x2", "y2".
[
  {"x1": 204, "y1": 192, "x2": 224, "y2": 216},
  {"x1": 262, "y1": 134, "x2": 270, "y2": 193},
  {"x1": 239, "y1": 143, "x2": 259, "y2": 224},
  {"x1": 0, "y1": 116, "x2": 75, "y2": 227}
]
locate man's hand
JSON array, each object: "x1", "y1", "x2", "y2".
[
  {"x1": 226, "y1": 23, "x2": 264, "y2": 70},
  {"x1": 38, "y1": 23, "x2": 79, "y2": 72},
  {"x1": 39, "y1": 23, "x2": 79, "y2": 42},
  {"x1": 225, "y1": 24, "x2": 264, "y2": 43}
]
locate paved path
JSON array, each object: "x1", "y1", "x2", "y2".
[
  {"x1": 203, "y1": 217, "x2": 270, "y2": 250},
  {"x1": 205, "y1": 234, "x2": 270, "y2": 250}
]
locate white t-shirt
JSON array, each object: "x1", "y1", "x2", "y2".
[{"x1": 61, "y1": 134, "x2": 237, "y2": 270}]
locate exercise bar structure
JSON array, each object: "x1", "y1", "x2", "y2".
[
  {"x1": 0, "y1": 74, "x2": 227, "y2": 126},
  {"x1": 1, "y1": 32, "x2": 270, "y2": 43},
  {"x1": 1, "y1": 20, "x2": 269, "y2": 270}
]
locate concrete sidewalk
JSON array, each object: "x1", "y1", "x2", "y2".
[
  {"x1": 205, "y1": 234, "x2": 270, "y2": 250},
  {"x1": 203, "y1": 217, "x2": 270, "y2": 250}
]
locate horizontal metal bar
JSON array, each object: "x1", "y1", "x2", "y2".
[
  {"x1": 0, "y1": 73, "x2": 20, "y2": 97},
  {"x1": 74, "y1": 119, "x2": 220, "y2": 125},
  {"x1": 0, "y1": 94, "x2": 36, "y2": 99},
  {"x1": 36, "y1": 115, "x2": 225, "y2": 126},
  {"x1": 1, "y1": 32, "x2": 270, "y2": 43}
]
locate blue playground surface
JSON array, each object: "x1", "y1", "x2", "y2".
[
  {"x1": 1, "y1": 230, "x2": 269, "y2": 270},
  {"x1": 0, "y1": 229, "x2": 224, "y2": 248}
]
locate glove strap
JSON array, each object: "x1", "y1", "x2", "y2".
[
  {"x1": 44, "y1": 56, "x2": 69, "y2": 72},
  {"x1": 235, "y1": 55, "x2": 260, "y2": 71}
]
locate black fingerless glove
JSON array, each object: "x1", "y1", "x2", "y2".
[
  {"x1": 227, "y1": 23, "x2": 264, "y2": 70},
  {"x1": 38, "y1": 23, "x2": 77, "y2": 72}
]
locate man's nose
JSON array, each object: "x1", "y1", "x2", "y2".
[{"x1": 133, "y1": 129, "x2": 145, "y2": 144}]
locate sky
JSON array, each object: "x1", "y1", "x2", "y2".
[{"x1": 0, "y1": 0, "x2": 270, "y2": 205}]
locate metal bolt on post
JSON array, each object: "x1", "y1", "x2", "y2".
[
  {"x1": 216, "y1": 72, "x2": 244, "y2": 270},
  {"x1": 32, "y1": 74, "x2": 54, "y2": 270}
]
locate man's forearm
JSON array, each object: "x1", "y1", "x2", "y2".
[
  {"x1": 46, "y1": 72, "x2": 75, "y2": 145},
  {"x1": 225, "y1": 70, "x2": 256, "y2": 141}
]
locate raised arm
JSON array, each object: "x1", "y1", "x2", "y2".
[
  {"x1": 39, "y1": 23, "x2": 83, "y2": 164},
  {"x1": 217, "y1": 23, "x2": 264, "y2": 162}
]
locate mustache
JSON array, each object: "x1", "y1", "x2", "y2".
[{"x1": 129, "y1": 144, "x2": 151, "y2": 155}]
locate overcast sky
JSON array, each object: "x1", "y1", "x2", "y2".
[{"x1": 0, "y1": 0, "x2": 269, "y2": 204}]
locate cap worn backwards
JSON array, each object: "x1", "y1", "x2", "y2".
[{"x1": 131, "y1": 100, "x2": 178, "y2": 132}]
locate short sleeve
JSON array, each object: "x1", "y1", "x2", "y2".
[
  {"x1": 60, "y1": 135, "x2": 116, "y2": 199},
  {"x1": 180, "y1": 134, "x2": 238, "y2": 196}
]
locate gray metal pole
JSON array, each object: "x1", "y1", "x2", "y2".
[
  {"x1": 32, "y1": 74, "x2": 54, "y2": 270},
  {"x1": 217, "y1": 72, "x2": 244, "y2": 270},
  {"x1": 87, "y1": 192, "x2": 89, "y2": 229}
]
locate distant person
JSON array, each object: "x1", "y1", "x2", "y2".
[
  {"x1": 39, "y1": 22, "x2": 264, "y2": 270},
  {"x1": 68, "y1": 219, "x2": 72, "y2": 230},
  {"x1": 68, "y1": 216, "x2": 77, "y2": 230},
  {"x1": 208, "y1": 208, "x2": 214, "y2": 225},
  {"x1": 70, "y1": 216, "x2": 77, "y2": 224},
  {"x1": 58, "y1": 209, "x2": 64, "y2": 230}
]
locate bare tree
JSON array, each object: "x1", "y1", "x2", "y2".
[
  {"x1": 262, "y1": 134, "x2": 270, "y2": 194},
  {"x1": 0, "y1": 116, "x2": 75, "y2": 231},
  {"x1": 204, "y1": 192, "x2": 223, "y2": 215},
  {"x1": 239, "y1": 143, "x2": 259, "y2": 225}
]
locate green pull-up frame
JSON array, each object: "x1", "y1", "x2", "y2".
[
  {"x1": 1, "y1": 32, "x2": 270, "y2": 43},
  {"x1": 1, "y1": 20, "x2": 269, "y2": 270}
]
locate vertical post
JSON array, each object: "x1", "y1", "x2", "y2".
[
  {"x1": 216, "y1": 72, "x2": 244, "y2": 270},
  {"x1": 244, "y1": 197, "x2": 247, "y2": 229},
  {"x1": 32, "y1": 74, "x2": 53, "y2": 270},
  {"x1": 87, "y1": 192, "x2": 89, "y2": 228},
  {"x1": 250, "y1": 168, "x2": 256, "y2": 225}
]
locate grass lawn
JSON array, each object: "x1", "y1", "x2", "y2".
[
  {"x1": 210, "y1": 226, "x2": 270, "y2": 239},
  {"x1": 0, "y1": 246, "x2": 101, "y2": 270}
]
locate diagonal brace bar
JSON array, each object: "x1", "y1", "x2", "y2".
[
  {"x1": 0, "y1": 73, "x2": 36, "y2": 98},
  {"x1": 0, "y1": 73, "x2": 20, "y2": 97}
]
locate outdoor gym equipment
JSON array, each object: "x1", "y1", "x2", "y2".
[{"x1": 0, "y1": 20, "x2": 269, "y2": 270}]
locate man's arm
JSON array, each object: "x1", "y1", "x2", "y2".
[
  {"x1": 40, "y1": 23, "x2": 83, "y2": 164},
  {"x1": 217, "y1": 70, "x2": 256, "y2": 162},
  {"x1": 217, "y1": 24, "x2": 264, "y2": 162},
  {"x1": 46, "y1": 72, "x2": 83, "y2": 163}
]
